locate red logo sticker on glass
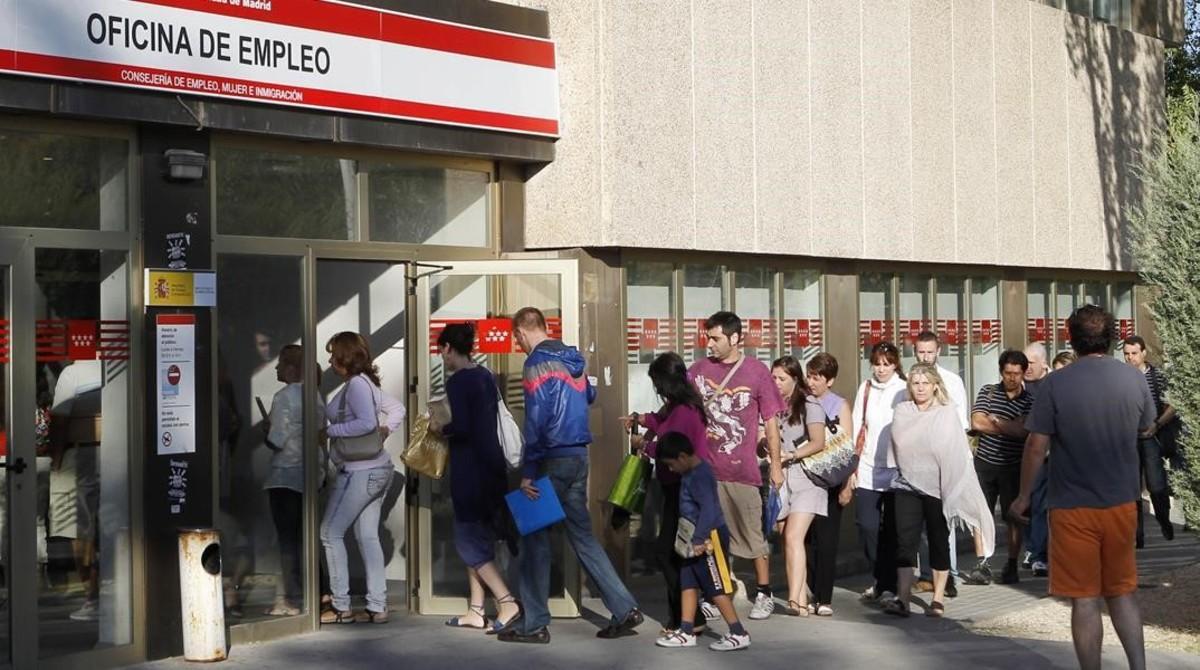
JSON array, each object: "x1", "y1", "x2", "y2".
[
  {"x1": 477, "y1": 318, "x2": 513, "y2": 354},
  {"x1": 68, "y1": 320, "x2": 98, "y2": 361},
  {"x1": 745, "y1": 319, "x2": 764, "y2": 348},
  {"x1": 793, "y1": 319, "x2": 811, "y2": 347},
  {"x1": 694, "y1": 319, "x2": 710, "y2": 349},
  {"x1": 0, "y1": 318, "x2": 8, "y2": 364},
  {"x1": 640, "y1": 318, "x2": 659, "y2": 350}
]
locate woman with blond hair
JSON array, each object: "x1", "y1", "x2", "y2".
[
  {"x1": 883, "y1": 363, "x2": 994, "y2": 618},
  {"x1": 320, "y1": 331, "x2": 405, "y2": 624}
]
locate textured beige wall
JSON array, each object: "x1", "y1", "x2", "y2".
[{"x1": 513, "y1": 0, "x2": 1165, "y2": 272}]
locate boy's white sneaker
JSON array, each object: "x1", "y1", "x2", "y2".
[
  {"x1": 748, "y1": 592, "x2": 774, "y2": 620},
  {"x1": 709, "y1": 633, "x2": 751, "y2": 652},
  {"x1": 700, "y1": 601, "x2": 721, "y2": 621},
  {"x1": 656, "y1": 630, "x2": 697, "y2": 648}
]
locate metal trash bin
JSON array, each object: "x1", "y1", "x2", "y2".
[{"x1": 178, "y1": 528, "x2": 226, "y2": 662}]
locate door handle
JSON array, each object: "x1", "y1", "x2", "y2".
[{"x1": 2, "y1": 457, "x2": 27, "y2": 474}]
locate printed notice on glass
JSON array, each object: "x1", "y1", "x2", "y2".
[{"x1": 156, "y1": 314, "x2": 196, "y2": 456}]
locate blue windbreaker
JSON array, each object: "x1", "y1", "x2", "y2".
[{"x1": 520, "y1": 339, "x2": 596, "y2": 479}]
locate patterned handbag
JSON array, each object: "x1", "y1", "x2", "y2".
[{"x1": 798, "y1": 416, "x2": 858, "y2": 489}]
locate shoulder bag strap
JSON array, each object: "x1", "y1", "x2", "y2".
[
  {"x1": 703, "y1": 355, "x2": 746, "y2": 410},
  {"x1": 854, "y1": 382, "x2": 871, "y2": 456}
]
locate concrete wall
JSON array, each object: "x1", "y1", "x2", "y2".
[{"x1": 511, "y1": 0, "x2": 1165, "y2": 272}]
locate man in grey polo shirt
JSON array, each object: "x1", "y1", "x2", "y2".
[{"x1": 1012, "y1": 305, "x2": 1155, "y2": 670}]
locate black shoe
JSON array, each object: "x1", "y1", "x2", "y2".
[
  {"x1": 498, "y1": 627, "x2": 551, "y2": 644},
  {"x1": 596, "y1": 608, "x2": 643, "y2": 639},
  {"x1": 999, "y1": 561, "x2": 1020, "y2": 585},
  {"x1": 944, "y1": 578, "x2": 958, "y2": 599},
  {"x1": 962, "y1": 561, "x2": 992, "y2": 586},
  {"x1": 1160, "y1": 519, "x2": 1175, "y2": 541},
  {"x1": 1136, "y1": 537, "x2": 1145, "y2": 549}
]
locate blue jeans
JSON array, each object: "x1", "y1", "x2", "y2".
[
  {"x1": 1136, "y1": 437, "x2": 1172, "y2": 543},
  {"x1": 321, "y1": 465, "x2": 393, "y2": 613},
  {"x1": 1027, "y1": 465, "x2": 1050, "y2": 563},
  {"x1": 518, "y1": 456, "x2": 638, "y2": 633}
]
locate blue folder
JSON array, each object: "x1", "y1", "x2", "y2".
[{"x1": 505, "y1": 476, "x2": 566, "y2": 536}]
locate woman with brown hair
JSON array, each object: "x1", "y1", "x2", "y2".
[
  {"x1": 319, "y1": 332, "x2": 403, "y2": 624},
  {"x1": 851, "y1": 341, "x2": 907, "y2": 604},
  {"x1": 769, "y1": 355, "x2": 830, "y2": 617}
]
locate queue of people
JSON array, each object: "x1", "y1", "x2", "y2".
[{"x1": 264, "y1": 301, "x2": 1177, "y2": 667}]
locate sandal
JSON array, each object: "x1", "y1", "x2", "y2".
[
  {"x1": 487, "y1": 594, "x2": 523, "y2": 635},
  {"x1": 926, "y1": 600, "x2": 945, "y2": 618},
  {"x1": 786, "y1": 600, "x2": 810, "y2": 617},
  {"x1": 265, "y1": 600, "x2": 301, "y2": 617},
  {"x1": 446, "y1": 603, "x2": 489, "y2": 630},
  {"x1": 882, "y1": 598, "x2": 910, "y2": 618},
  {"x1": 816, "y1": 604, "x2": 834, "y2": 617},
  {"x1": 319, "y1": 607, "x2": 355, "y2": 625},
  {"x1": 356, "y1": 608, "x2": 389, "y2": 624}
]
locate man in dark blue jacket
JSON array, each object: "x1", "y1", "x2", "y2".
[{"x1": 498, "y1": 307, "x2": 642, "y2": 644}]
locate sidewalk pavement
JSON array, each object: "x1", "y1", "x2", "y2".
[{"x1": 135, "y1": 521, "x2": 1199, "y2": 670}]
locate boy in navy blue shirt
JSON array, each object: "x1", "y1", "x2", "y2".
[{"x1": 654, "y1": 432, "x2": 751, "y2": 652}]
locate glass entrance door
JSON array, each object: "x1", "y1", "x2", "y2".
[
  {"x1": 414, "y1": 259, "x2": 581, "y2": 617},
  {"x1": 0, "y1": 240, "x2": 135, "y2": 669}
]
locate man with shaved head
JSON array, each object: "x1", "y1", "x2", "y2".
[{"x1": 1023, "y1": 342, "x2": 1050, "y2": 399}]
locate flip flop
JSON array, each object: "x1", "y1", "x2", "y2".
[{"x1": 926, "y1": 601, "x2": 945, "y2": 618}]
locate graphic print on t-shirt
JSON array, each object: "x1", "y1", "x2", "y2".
[{"x1": 695, "y1": 376, "x2": 753, "y2": 457}]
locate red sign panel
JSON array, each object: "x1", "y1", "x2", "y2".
[
  {"x1": 0, "y1": 318, "x2": 8, "y2": 364},
  {"x1": 693, "y1": 318, "x2": 710, "y2": 349},
  {"x1": 745, "y1": 319, "x2": 764, "y2": 348},
  {"x1": 476, "y1": 318, "x2": 514, "y2": 354},
  {"x1": 68, "y1": 320, "x2": 98, "y2": 361},
  {"x1": 784, "y1": 319, "x2": 823, "y2": 348},
  {"x1": 1117, "y1": 319, "x2": 1136, "y2": 339},
  {"x1": 639, "y1": 318, "x2": 660, "y2": 350}
]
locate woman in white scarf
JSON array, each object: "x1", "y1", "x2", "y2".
[{"x1": 883, "y1": 363, "x2": 995, "y2": 618}]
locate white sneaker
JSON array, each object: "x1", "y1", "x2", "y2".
[
  {"x1": 69, "y1": 600, "x2": 99, "y2": 622},
  {"x1": 656, "y1": 630, "x2": 697, "y2": 648},
  {"x1": 700, "y1": 601, "x2": 721, "y2": 622},
  {"x1": 860, "y1": 586, "x2": 876, "y2": 601},
  {"x1": 709, "y1": 633, "x2": 751, "y2": 652},
  {"x1": 748, "y1": 592, "x2": 775, "y2": 620},
  {"x1": 876, "y1": 590, "x2": 896, "y2": 606}
]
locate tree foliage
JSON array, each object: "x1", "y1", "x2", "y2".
[
  {"x1": 1166, "y1": 1, "x2": 1200, "y2": 98},
  {"x1": 1129, "y1": 89, "x2": 1200, "y2": 529}
]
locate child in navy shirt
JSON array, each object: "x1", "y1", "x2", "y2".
[{"x1": 654, "y1": 432, "x2": 751, "y2": 652}]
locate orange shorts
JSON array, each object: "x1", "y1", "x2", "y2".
[{"x1": 1048, "y1": 502, "x2": 1137, "y2": 599}]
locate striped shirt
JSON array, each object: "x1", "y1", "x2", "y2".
[
  {"x1": 971, "y1": 383, "x2": 1034, "y2": 466},
  {"x1": 1144, "y1": 364, "x2": 1169, "y2": 418}
]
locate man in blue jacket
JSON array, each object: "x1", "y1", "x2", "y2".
[{"x1": 498, "y1": 307, "x2": 643, "y2": 644}]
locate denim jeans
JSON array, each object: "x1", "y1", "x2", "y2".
[
  {"x1": 321, "y1": 465, "x2": 393, "y2": 613},
  {"x1": 1027, "y1": 465, "x2": 1050, "y2": 563},
  {"x1": 1136, "y1": 437, "x2": 1172, "y2": 543},
  {"x1": 855, "y1": 489, "x2": 897, "y2": 594},
  {"x1": 519, "y1": 456, "x2": 638, "y2": 633}
]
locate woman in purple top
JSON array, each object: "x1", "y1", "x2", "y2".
[
  {"x1": 319, "y1": 332, "x2": 401, "y2": 624},
  {"x1": 623, "y1": 352, "x2": 709, "y2": 634}
]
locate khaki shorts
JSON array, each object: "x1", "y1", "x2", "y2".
[{"x1": 716, "y1": 481, "x2": 768, "y2": 560}]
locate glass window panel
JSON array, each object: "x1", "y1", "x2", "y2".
[
  {"x1": 897, "y1": 274, "x2": 932, "y2": 373},
  {"x1": 0, "y1": 129, "x2": 127, "y2": 231},
  {"x1": 1112, "y1": 282, "x2": 1136, "y2": 358},
  {"x1": 971, "y1": 278, "x2": 1003, "y2": 400},
  {"x1": 1083, "y1": 282, "x2": 1107, "y2": 309},
  {"x1": 216, "y1": 147, "x2": 358, "y2": 239},
  {"x1": 1027, "y1": 279, "x2": 1053, "y2": 348},
  {"x1": 368, "y1": 165, "x2": 489, "y2": 246},
  {"x1": 35, "y1": 249, "x2": 132, "y2": 658},
  {"x1": 935, "y1": 277, "x2": 968, "y2": 386},
  {"x1": 858, "y1": 273, "x2": 894, "y2": 379},
  {"x1": 626, "y1": 263, "x2": 675, "y2": 417},
  {"x1": 682, "y1": 266, "x2": 725, "y2": 365},
  {"x1": 782, "y1": 270, "x2": 823, "y2": 361},
  {"x1": 216, "y1": 254, "x2": 310, "y2": 622},
  {"x1": 1056, "y1": 281, "x2": 1083, "y2": 355},
  {"x1": 734, "y1": 268, "x2": 778, "y2": 365}
]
